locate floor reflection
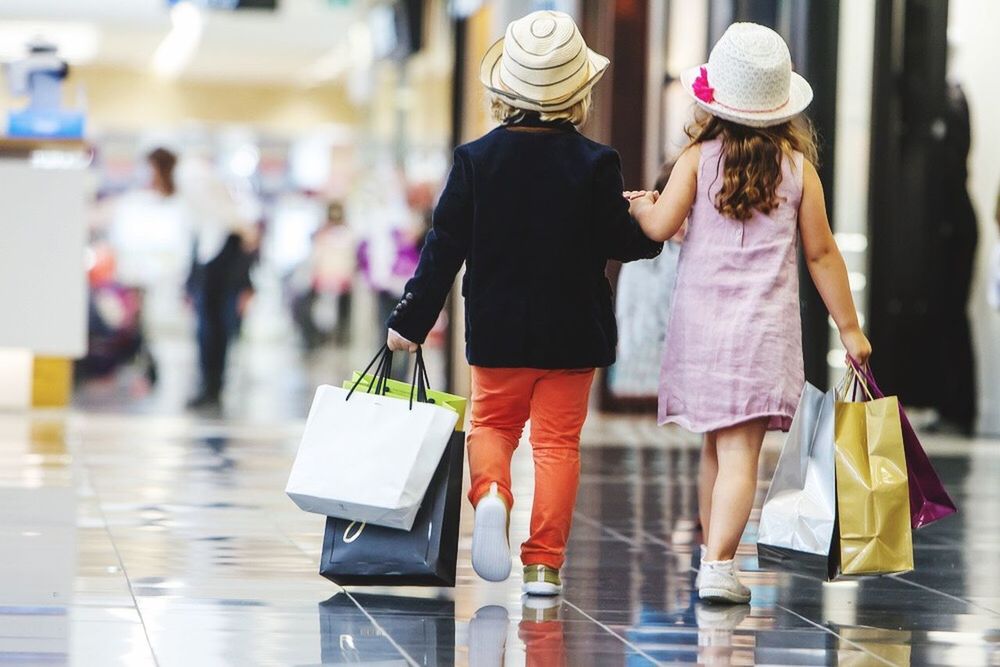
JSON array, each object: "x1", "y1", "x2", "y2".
[
  {"x1": 319, "y1": 593, "x2": 456, "y2": 664},
  {"x1": 1, "y1": 405, "x2": 999, "y2": 665}
]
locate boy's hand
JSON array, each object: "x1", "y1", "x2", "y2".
[
  {"x1": 841, "y1": 326, "x2": 872, "y2": 365},
  {"x1": 387, "y1": 329, "x2": 418, "y2": 353}
]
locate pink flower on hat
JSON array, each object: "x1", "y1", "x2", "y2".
[{"x1": 692, "y1": 67, "x2": 714, "y2": 104}]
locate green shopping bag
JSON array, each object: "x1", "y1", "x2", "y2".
[{"x1": 343, "y1": 355, "x2": 466, "y2": 429}]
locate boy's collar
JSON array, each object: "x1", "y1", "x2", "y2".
[{"x1": 504, "y1": 113, "x2": 576, "y2": 132}]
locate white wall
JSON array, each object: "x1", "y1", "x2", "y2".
[
  {"x1": 950, "y1": 0, "x2": 1000, "y2": 434},
  {"x1": 0, "y1": 161, "x2": 88, "y2": 358}
]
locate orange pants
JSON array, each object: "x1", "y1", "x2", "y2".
[{"x1": 468, "y1": 366, "x2": 595, "y2": 570}]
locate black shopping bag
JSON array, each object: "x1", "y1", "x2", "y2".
[
  {"x1": 319, "y1": 593, "x2": 455, "y2": 665},
  {"x1": 320, "y1": 429, "x2": 465, "y2": 587}
]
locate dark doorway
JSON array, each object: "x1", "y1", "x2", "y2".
[{"x1": 868, "y1": 0, "x2": 977, "y2": 433}]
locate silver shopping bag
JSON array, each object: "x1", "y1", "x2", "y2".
[{"x1": 757, "y1": 382, "x2": 838, "y2": 579}]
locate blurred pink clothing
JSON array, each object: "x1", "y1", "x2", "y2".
[{"x1": 658, "y1": 139, "x2": 804, "y2": 433}]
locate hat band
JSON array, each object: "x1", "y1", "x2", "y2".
[
  {"x1": 701, "y1": 87, "x2": 791, "y2": 114},
  {"x1": 693, "y1": 66, "x2": 792, "y2": 115}
]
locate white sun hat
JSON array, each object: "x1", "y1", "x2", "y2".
[
  {"x1": 680, "y1": 22, "x2": 813, "y2": 128},
  {"x1": 479, "y1": 10, "x2": 610, "y2": 113}
]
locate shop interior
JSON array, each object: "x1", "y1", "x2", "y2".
[{"x1": 1, "y1": 1, "x2": 999, "y2": 665}]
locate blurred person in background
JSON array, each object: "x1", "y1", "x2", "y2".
[
  {"x1": 357, "y1": 161, "x2": 423, "y2": 377},
  {"x1": 612, "y1": 160, "x2": 685, "y2": 397},
  {"x1": 924, "y1": 81, "x2": 978, "y2": 436},
  {"x1": 181, "y1": 158, "x2": 257, "y2": 410},
  {"x1": 992, "y1": 184, "x2": 1000, "y2": 311},
  {"x1": 106, "y1": 147, "x2": 194, "y2": 387},
  {"x1": 291, "y1": 201, "x2": 356, "y2": 349}
]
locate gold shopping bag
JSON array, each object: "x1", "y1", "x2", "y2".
[{"x1": 834, "y1": 368, "x2": 914, "y2": 575}]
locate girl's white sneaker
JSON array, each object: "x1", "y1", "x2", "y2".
[
  {"x1": 698, "y1": 559, "x2": 751, "y2": 604},
  {"x1": 694, "y1": 544, "x2": 707, "y2": 588},
  {"x1": 471, "y1": 483, "x2": 512, "y2": 582}
]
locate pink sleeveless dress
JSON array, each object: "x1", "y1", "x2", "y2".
[{"x1": 658, "y1": 139, "x2": 805, "y2": 433}]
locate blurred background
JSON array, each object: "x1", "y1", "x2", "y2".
[{"x1": 1, "y1": 0, "x2": 998, "y2": 436}]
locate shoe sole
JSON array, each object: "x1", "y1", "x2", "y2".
[
  {"x1": 471, "y1": 497, "x2": 511, "y2": 582},
  {"x1": 522, "y1": 581, "x2": 562, "y2": 596},
  {"x1": 699, "y1": 588, "x2": 751, "y2": 604}
]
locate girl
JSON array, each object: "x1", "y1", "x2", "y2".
[
  {"x1": 386, "y1": 11, "x2": 662, "y2": 596},
  {"x1": 628, "y1": 23, "x2": 871, "y2": 604}
]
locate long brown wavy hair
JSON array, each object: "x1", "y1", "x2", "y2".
[{"x1": 685, "y1": 112, "x2": 818, "y2": 221}]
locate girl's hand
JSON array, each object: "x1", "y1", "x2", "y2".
[
  {"x1": 623, "y1": 190, "x2": 659, "y2": 201},
  {"x1": 387, "y1": 328, "x2": 418, "y2": 352},
  {"x1": 628, "y1": 191, "x2": 658, "y2": 219},
  {"x1": 840, "y1": 326, "x2": 872, "y2": 365}
]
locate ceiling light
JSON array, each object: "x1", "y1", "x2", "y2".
[
  {"x1": 151, "y1": 1, "x2": 204, "y2": 79},
  {"x1": 299, "y1": 22, "x2": 372, "y2": 88}
]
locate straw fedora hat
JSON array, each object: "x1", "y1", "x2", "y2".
[
  {"x1": 680, "y1": 23, "x2": 813, "y2": 128},
  {"x1": 479, "y1": 11, "x2": 610, "y2": 113}
]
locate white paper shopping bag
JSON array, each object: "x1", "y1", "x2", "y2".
[{"x1": 286, "y1": 384, "x2": 459, "y2": 531}]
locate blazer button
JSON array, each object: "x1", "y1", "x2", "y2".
[{"x1": 405, "y1": 292, "x2": 414, "y2": 300}]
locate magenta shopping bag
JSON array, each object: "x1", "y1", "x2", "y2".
[{"x1": 851, "y1": 361, "x2": 958, "y2": 528}]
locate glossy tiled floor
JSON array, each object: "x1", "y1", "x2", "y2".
[{"x1": 3, "y1": 391, "x2": 1000, "y2": 665}]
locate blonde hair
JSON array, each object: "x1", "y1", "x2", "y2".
[
  {"x1": 685, "y1": 110, "x2": 819, "y2": 221},
  {"x1": 489, "y1": 93, "x2": 592, "y2": 127}
]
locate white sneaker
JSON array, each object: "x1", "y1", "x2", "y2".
[
  {"x1": 694, "y1": 544, "x2": 707, "y2": 588},
  {"x1": 472, "y1": 483, "x2": 512, "y2": 582},
  {"x1": 698, "y1": 559, "x2": 751, "y2": 604}
]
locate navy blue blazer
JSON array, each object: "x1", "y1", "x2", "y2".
[{"x1": 387, "y1": 115, "x2": 663, "y2": 369}]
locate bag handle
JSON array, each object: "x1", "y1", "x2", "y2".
[
  {"x1": 345, "y1": 346, "x2": 392, "y2": 401},
  {"x1": 848, "y1": 358, "x2": 874, "y2": 402},
  {"x1": 848, "y1": 358, "x2": 886, "y2": 400},
  {"x1": 372, "y1": 349, "x2": 393, "y2": 396},
  {"x1": 408, "y1": 347, "x2": 434, "y2": 409},
  {"x1": 835, "y1": 359, "x2": 874, "y2": 403},
  {"x1": 346, "y1": 346, "x2": 436, "y2": 412}
]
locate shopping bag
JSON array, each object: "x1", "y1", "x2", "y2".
[
  {"x1": 320, "y1": 428, "x2": 464, "y2": 587},
  {"x1": 319, "y1": 593, "x2": 455, "y2": 664},
  {"x1": 757, "y1": 382, "x2": 839, "y2": 579},
  {"x1": 286, "y1": 347, "x2": 458, "y2": 531},
  {"x1": 852, "y1": 361, "x2": 957, "y2": 529},
  {"x1": 834, "y1": 368, "x2": 914, "y2": 575}
]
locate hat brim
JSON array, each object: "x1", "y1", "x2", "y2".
[
  {"x1": 679, "y1": 64, "x2": 813, "y2": 128},
  {"x1": 479, "y1": 37, "x2": 610, "y2": 113}
]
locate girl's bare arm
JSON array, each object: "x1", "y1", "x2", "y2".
[
  {"x1": 799, "y1": 160, "x2": 872, "y2": 363},
  {"x1": 629, "y1": 146, "x2": 699, "y2": 242}
]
